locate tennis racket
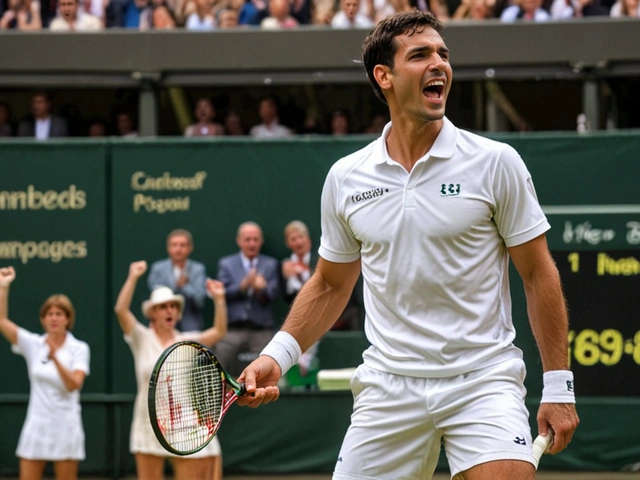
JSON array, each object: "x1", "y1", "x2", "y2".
[
  {"x1": 148, "y1": 341, "x2": 246, "y2": 455},
  {"x1": 532, "y1": 432, "x2": 553, "y2": 470}
]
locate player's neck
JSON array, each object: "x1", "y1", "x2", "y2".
[{"x1": 386, "y1": 116, "x2": 443, "y2": 173}]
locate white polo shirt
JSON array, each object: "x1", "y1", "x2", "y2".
[{"x1": 318, "y1": 117, "x2": 550, "y2": 378}]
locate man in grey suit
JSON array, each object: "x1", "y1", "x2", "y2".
[
  {"x1": 216, "y1": 221, "x2": 281, "y2": 377},
  {"x1": 147, "y1": 228, "x2": 207, "y2": 332},
  {"x1": 18, "y1": 91, "x2": 69, "y2": 139}
]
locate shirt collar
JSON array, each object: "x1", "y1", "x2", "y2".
[{"x1": 374, "y1": 116, "x2": 458, "y2": 165}]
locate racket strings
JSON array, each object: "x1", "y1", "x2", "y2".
[{"x1": 154, "y1": 344, "x2": 224, "y2": 452}]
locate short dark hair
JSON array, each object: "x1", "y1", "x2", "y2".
[{"x1": 362, "y1": 11, "x2": 443, "y2": 104}]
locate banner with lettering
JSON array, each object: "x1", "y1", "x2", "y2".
[{"x1": 0, "y1": 142, "x2": 108, "y2": 394}]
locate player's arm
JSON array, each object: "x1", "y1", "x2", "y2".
[
  {"x1": 508, "y1": 234, "x2": 579, "y2": 454},
  {"x1": 0, "y1": 267, "x2": 18, "y2": 345},
  {"x1": 237, "y1": 257, "x2": 360, "y2": 408},
  {"x1": 114, "y1": 261, "x2": 147, "y2": 335}
]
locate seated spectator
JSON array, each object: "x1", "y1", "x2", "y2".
[
  {"x1": 312, "y1": 0, "x2": 336, "y2": 23},
  {"x1": 291, "y1": 0, "x2": 311, "y2": 23},
  {"x1": 0, "y1": 102, "x2": 13, "y2": 137},
  {"x1": 329, "y1": 108, "x2": 351, "y2": 135},
  {"x1": 453, "y1": 0, "x2": 495, "y2": 18},
  {"x1": 260, "y1": 0, "x2": 299, "y2": 27},
  {"x1": 115, "y1": 111, "x2": 139, "y2": 137},
  {"x1": 500, "y1": 0, "x2": 550, "y2": 20},
  {"x1": 572, "y1": 0, "x2": 609, "y2": 14},
  {"x1": 249, "y1": 97, "x2": 293, "y2": 138},
  {"x1": 331, "y1": 0, "x2": 374, "y2": 28},
  {"x1": 122, "y1": 0, "x2": 151, "y2": 28},
  {"x1": 18, "y1": 91, "x2": 68, "y2": 139},
  {"x1": 82, "y1": 0, "x2": 109, "y2": 25},
  {"x1": 185, "y1": 0, "x2": 215, "y2": 29},
  {"x1": 547, "y1": 0, "x2": 574, "y2": 16},
  {"x1": 184, "y1": 98, "x2": 225, "y2": 137},
  {"x1": 142, "y1": 3, "x2": 177, "y2": 27},
  {"x1": 87, "y1": 118, "x2": 108, "y2": 137},
  {"x1": 610, "y1": 0, "x2": 639, "y2": 14},
  {"x1": 238, "y1": 0, "x2": 268, "y2": 24},
  {"x1": 0, "y1": 0, "x2": 41, "y2": 29},
  {"x1": 224, "y1": 110, "x2": 246, "y2": 135},
  {"x1": 364, "y1": 112, "x2": 388, "y2": 134},
  {"x1": 50, "y1": 0, "x2": 103, "y2": 29},
  {"x1": 216, "y1": 6, "x2": 240, "y2": 25}
]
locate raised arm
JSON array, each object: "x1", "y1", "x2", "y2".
[
  {"x1": 509, "y1": 234, "x2": 579, "y2": 454},
  {"x1": 0, "y1": 267, "x2": 18, "y2": 345},
  {"x1": 114, "y1": 261, "x2": 147, "y2": 335},
  {"x1": 198, "y1": 279, "x2": 228, "y2": 347},
  {"x1": 237, "y1": 257, "x2": 361, "y2": 407}
]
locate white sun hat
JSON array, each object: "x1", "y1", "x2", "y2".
[{"x1": 142, "y1": 287, "x2": 185, "y2": 319}]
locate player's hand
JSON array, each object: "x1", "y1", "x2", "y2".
[
  {"x1": 129, "y1": 261, "x2": 147, "y2": 278},
  {"x1": 0, "y1": 266, "x2": 16, "y2": 287},
  {"x1": 206, "y1": 278, "x2": 225, "y2": 301},
  {"x1": 236, "y1": 355, "x2": 282, "y2": 408},
  {"x1": 537, "y1": 403, "x2": 579, "y2": 454}
]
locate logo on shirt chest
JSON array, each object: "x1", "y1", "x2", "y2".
[
  {"x1": 351, "y1": 187, "x2": 389, "y2": 203},
  {"x1": 440, "y1": 183, "x2": 461, "y2": 197}
]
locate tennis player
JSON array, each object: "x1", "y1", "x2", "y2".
[{"x1": 237, "y1": 11, "x2": 579, "y2": 480}]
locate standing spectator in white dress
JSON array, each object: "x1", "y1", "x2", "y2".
[
  {"x1": 114, "y1": 260, "x2": 228, "y2": 480},
  {"x1": 0, "y1": 266, "x2": 90, "y2": 480}
]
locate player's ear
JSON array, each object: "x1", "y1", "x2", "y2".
[{"x1": 373, "y1": 65, "x2": 393, "y2": 92}]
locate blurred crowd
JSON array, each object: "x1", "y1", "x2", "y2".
[
  {"x1": 0, "y1": 0, "x2": 636, "y2": 33},
  {"x1": 0, "y1": 91, "x2": 390, "y2": 138}
]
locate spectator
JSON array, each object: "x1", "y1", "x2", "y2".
[
  {"x1": 18, "y1": 91, "x2": 68, "y2": 139},
  {"x1": 0, "y1": 102, "x2": 13, "y2": 137},
  {"x1": 453, "y1": 0, "x2": 495, "y2": 18},
  {"x1": 500, "y1": 0, "x2": 550, "y2": 21},
  {"x1": 611, "y1": 0, "x2": 639, "y2": 14},
  {"x1": 547, "y1": 0, "x2": 574, "y2": 17},
  {"x1": 237, "y1": 0, "x2": 268, "y2": 24},
  {"x1": 249, "y1": 96, "x2": 293, "y2": 138},
  {"x1": 122, "y1": 0, "x2": 151, "y2": 28},
  {"x1": 224, "y1": 110, "x2": 245, "y2": 134},
  {"x1": 184, "y1": 98, "x2": 225, "y2": 137},
  {"x1": 115, "y1": 111, "x2": 139, "y2": 137},
  {"x1": 82, "y1": 0, "x2": 109, "y2": 25},
  {"x1": 87, "y1": 118, "x2": 108, "y2": 137},
  {"x1": 312, "y1": 0, "x2": 336, "y2": 23},
  {"x1": 331, "y1": 0, "x2": 374, "y2": 28},
  {"x1": 216, "y1": 6, "x2": 240, "y2": 25},
  {"x1": 148, "y1": 229, "x2": 208, "y2": 333},
  {"x1": 114, "y1": 261, "x2": 227, "y2": 480},
  {"x1": 364, "y1": 112, "x2": 388, "y2": 134},
  {"x1": 185, "y1": 0, "x2": 215, "y2": 28},
  {"x1": 49, "y1": 0, "x2": 103, "y2": 29},
  {"x1": 291, "y1": 0, "x2": 311, "y2": 23},
  {"x1": 0, "y1": 0, "x2": 41, "y2": 29},
  {"x1": 573, "y1": 0, "x2": 609, "y2": 15},
  {"x1": 0, "y1": 267, "x2": 90, "y2": 480},
  {"x1": 215, "y1": 221, "x2": 281, "y2": 377},
  {"x1": 260, "y1": 0, "x2": 299, "y2": 27},
  {"x1": 329, "y1": 108, "x2": 351, "y2": 135},
  {"x1": 144, "y1": 3, "x2": 177, "y2": 27}
]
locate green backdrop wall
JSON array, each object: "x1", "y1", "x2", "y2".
[{"x1": 0, "y1": 133, "x2": 639, "y2": 477}]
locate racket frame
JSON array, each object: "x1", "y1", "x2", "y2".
[{"x1": 148, "y1": 340, "x2": 245, "y2": 456}]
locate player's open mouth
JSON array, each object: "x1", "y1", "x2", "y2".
[{"x1": 423, "y1": 80, "x2": 445, "y2": 101}]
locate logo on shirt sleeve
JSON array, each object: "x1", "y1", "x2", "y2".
[{"x1": 351, "y1": 188, "x2": 389, "y2": 203}]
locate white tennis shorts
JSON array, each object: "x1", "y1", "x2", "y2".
[{"x1": 333, "y1": 358, "x2": 536, "y2": 480}]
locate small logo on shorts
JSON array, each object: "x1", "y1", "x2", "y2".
[
  {"x1": 567, "y1": 380, "x2": 574, "y2": 392},
  {"x1": 337, "y1": 457, "x2": 343, "y2": 462},
  {"x1": 513, "y1": 436, "x2": 527, "y2": 445}
]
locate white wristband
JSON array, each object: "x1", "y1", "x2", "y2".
[
  {"x1": 541, "y1": 370, "x2": 576, "y2": 404},
  {"x1": 260, "y1": 331, "x2": 302, "y2": 376}
]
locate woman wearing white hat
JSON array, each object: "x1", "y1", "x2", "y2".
[{"x1": 114, "y1": 260, "x2": 227, "y2": 480}]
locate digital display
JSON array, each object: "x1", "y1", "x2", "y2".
[{"x1": 553, "y1": 250, "x2": 640, "y2": 396}]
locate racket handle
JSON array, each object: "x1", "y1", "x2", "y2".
[
  {"x1": 238, "y1": 383, "x2": 246, "y2": 396},
  {"x1": 532, "y1": 434, "x2": 552, "y2": 470}
]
